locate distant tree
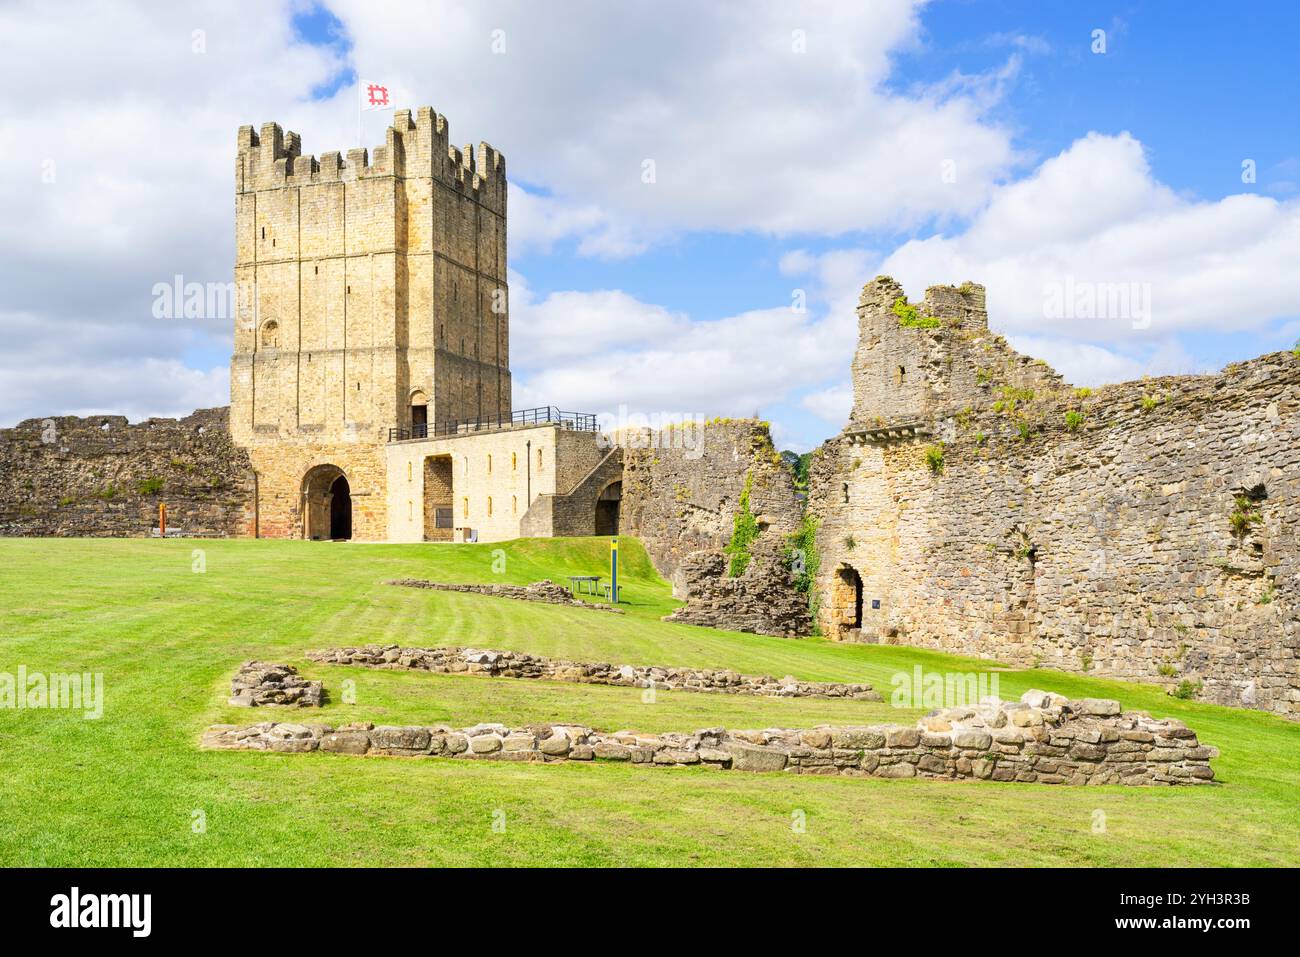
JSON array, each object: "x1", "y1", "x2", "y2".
[{"x1": 780, "y1": 450, "x2": 812, "y2": 494}]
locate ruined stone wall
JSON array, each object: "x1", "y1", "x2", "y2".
[
  {"x1": 620, "y1": 420, "x2": 802, "y2": 579},
  {"x1": 812, "y1": 276, "x2": 1300, "y2": 719},
  {"x1": 0, "y1": 408, "x2": 255, "y2": 538},
  {"x1": 664, "y1": 550, "x2": 812, "y2": 637},
  {"x1": 618, "y1": 420, "x2": 812, "y2": 636},
  {"x1": 307, "y1": 644, "x2": 876, "y2": 699}
]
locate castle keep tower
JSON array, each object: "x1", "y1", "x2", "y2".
[{"x1": 230, "y1": 107, "x2": 510, "y2": 539}]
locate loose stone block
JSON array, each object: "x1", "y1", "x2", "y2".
[{"x1": 319, "y1": 731, "x2": 370, "y2": 755}]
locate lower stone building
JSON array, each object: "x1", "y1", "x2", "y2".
[{"x1": 385, "y1": 415, "x2": 621, "y2": 543}]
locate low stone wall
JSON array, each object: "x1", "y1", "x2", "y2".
[
  {"x1": 201, "y1": 690, "x2": 1217, "y2": 786},
  {"x1": 228, "y1": 662, "x2": 322, "y2": 707},
  {"x1": 665, "y1": 549, "x2": 813, "y2": 637},
  {"x1": 305, "y1": 644, "x2": 882, "y2": 701},
  {"x1": 386, "y1": 579, "x2": 623, "y2": 613}
]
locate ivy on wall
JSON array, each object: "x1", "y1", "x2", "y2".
[{"x1": 725, "y1": 470, "x2": 759, "y2": 577}]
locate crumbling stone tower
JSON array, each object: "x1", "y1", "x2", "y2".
[
  {"x1": 230, "y1": 107, "x2": 510, "y2": 539},
  {"x1": 849, "y1": 276, "x2": 1063, "y2": 430}
]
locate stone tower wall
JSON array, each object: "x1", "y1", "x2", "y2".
[
  {"x1": 229, "y1": 107, "x2": 510, "y2": 539},
  {"x1": 850, "y1": 276, "x2": 1066, "y2": 429}
]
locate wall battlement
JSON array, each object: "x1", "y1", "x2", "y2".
[{"x1": 236, "y1": 107, "x2": 506, "y2": 212}]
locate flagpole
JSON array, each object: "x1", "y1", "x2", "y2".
[{"x1": 356, "y1": 77, "x2": 362, "y2": 147}]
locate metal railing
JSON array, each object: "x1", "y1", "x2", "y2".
[{"x1": 388, "y1": 406, "x2": 599, "y2": 442}]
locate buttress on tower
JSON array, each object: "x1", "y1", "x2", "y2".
[{"x1": 230, "y1": 106, "x2": 510, "y2": 540}]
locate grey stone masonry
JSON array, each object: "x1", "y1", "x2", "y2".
[
  {"x1": 0, "y1": 407, "x2": 255, "y2": 537},
  {"x1": 811, "y1": 275, "x2": 1300, "y2": 719},
  {"x1": 305, "y1": 644, "x2": 882, "y2": 701},
  {"x1": 229, "y1": 661, "x2": 322, "y2": 708},
  {"x1": 665, "y1": 550, "x2": 813, "y2": 637},
  {"x1": 202, "y1": 690, "x2": 1217, "y2": 786}
]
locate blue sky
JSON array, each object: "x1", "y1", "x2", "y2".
[
  {"x1": 3, "y1": 1, "x2": 1298, "y2": 449},
  {"x1": 293, "y1": 0, "x2": 1300, "y2": 450}
]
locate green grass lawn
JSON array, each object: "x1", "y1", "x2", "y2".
[{"x1": 0, "y1": 535, "x2": 1296, "y2": 867}]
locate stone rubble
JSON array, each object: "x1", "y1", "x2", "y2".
[
  {"x1": 665, "y1": 549, "x2": 813, "y2": 638},
  {"x1": 203, "y1": 689, "x2": 1217, "y2": 786},
  {"x1": 304, "y1": 644, "x2": 882, "y2": 701},
  {"x1": 385, "y1": 578, "x2": 623, "y2": 613},
  {"x1": 228, "y1": 661, "x2": 322, "y2": 708}
]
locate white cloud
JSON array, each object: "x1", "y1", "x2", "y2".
[
  {"x1": 510, "y1": 245, "x2": 871, "y2": 431},
  {"x1": 1005, "y1": 336, "x2": 1204, "y2": 388},
  {"x1": 879, "y1": 132, "x2": 1300, "y2": 341},
  {"x1": 329, "y1": 0, "x2": 1019, "y2": 247},
  {"x1": 0, "y1": 0, "x2": 346, "y2": 426},
  {"x1": 0, "y1": 312, "x2": 227, "y2": 423},
  {"x1": 509, "y1": 271, "x2": 690, "y2": 364},
  {"x1": 801, "y1": 383, "x2": 854, "y2": 424}
]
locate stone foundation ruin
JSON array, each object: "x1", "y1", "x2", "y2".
[
  {"x1": 385, "y1": 579, "x2": 623, "y2": 612},
  {"x1": 304, "y1": 645, "x2": 881, "y2": 700},
  {"x1": 203, "y1": 689, "x2": 1217, "y2": 785},
  {"x1": 228, "y1": 661, "x2": 322, "y2": 708}
]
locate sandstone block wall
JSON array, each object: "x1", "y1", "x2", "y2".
[
  {"x1": 386, "y1": 424, "x2": 611, "y2": 543},
  {"x1": 202, "y1": 690, "x2": 1217, "y2": 786},
  {"x1": 230, "y1": 107, "x2": 511, "y2": 540},
  {"x1": 231, "y1": 109, "x2": 510, "y2": 450},
  {"x1": 812, "y1": 276, "x2": 1300, "y2": 719},
  {"x1": 0, "y1": 407, "x2": 255, "y2": 538},
  {"x1": 519, "y1": 446, "x2": 623, "y2": 538}
]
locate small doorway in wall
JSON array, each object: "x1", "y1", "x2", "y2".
[
  {"x1": 302, "y1": 464, "x2": 351, "y2": 541},
  {"x1": 833, "y1": 564, "x2": 863, "y2": 638},
  {"x1": 329, "y1": 475, "x2": 352, "y2": 540},
  {"x1": 422, "y1": 455, "x2": 454, "y2": 542},
  {"x1": 595, "y1": 480, "x2": 622, "y2": 536}
]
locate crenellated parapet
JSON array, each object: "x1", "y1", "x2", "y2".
[{"x1": 235, "y1": 106, "x2": 506, "y2": 213}]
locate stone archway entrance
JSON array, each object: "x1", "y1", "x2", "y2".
[
  {"x1": 302, "y1": 464, "x2": 352, "y2": 541},
  {"x1": 595, "y1": 480, "x2": 621, "y2": 536},
  {"x1": 831, "y1": 564, "x2": 863, "y2": 638}
]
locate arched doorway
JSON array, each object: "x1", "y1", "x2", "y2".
[
  {"x1": 329, "y1": 475, "x2": 352, "y2": 540},
  {"x1": 302, "y1": 464, "x2": 353, "y2": 541},
  {"x1": 832, "y1": 564, "x2": 863, "y2": 638},
  {"x1": 595, "y1": 480, "x2": 621, "y2": 536}
]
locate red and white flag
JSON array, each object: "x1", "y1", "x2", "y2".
[{"x1": 359, "y1": 80, "x2": 392, "y2": 112}]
